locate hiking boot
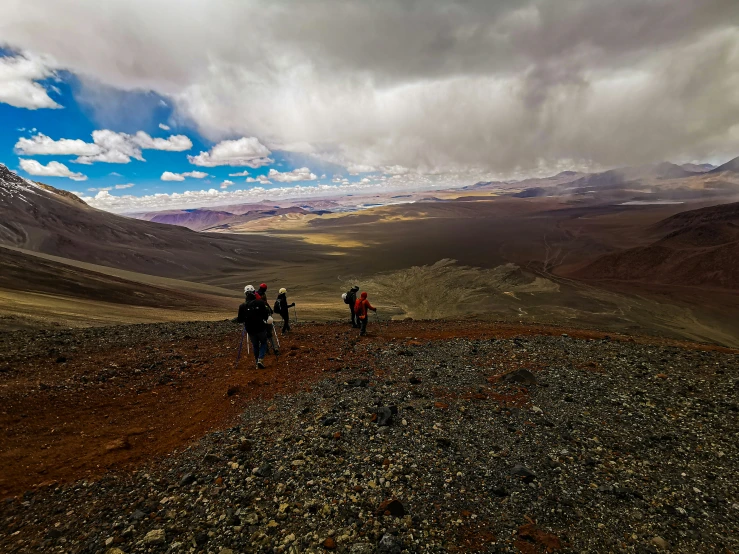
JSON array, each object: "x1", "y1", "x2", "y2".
[{"x1": 257, "y1": 359, "x2": 265, "y2": 369}]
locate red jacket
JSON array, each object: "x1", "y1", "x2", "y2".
[{"x1": 354, "y1": 298, "x2": 375, "y2": 319}]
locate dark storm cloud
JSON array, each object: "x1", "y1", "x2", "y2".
[{"x1": 1, "y1": 0, "x2": 738, "y2": 175}]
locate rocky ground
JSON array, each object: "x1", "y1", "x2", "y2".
[{"x1": 1, "y1": 320, "x2": 738, "y2": 553}]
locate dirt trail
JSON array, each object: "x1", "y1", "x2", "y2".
[{"x1": 1, "y1": 319, "x2": 733, "y2": 498}]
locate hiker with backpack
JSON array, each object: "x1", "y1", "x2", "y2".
[
  {"x1": 236, "y1": 285, "x2": 272, "y2": 369},
  {"x1": 343, "y1": 286, "x2": 360, "y2": 328},
  {"x1": 354, "y1": 291, "x2": 377, "y2": 336},
  {"x1": 274, "y1": 288, "x2": 295, "y2": 335},
  {"x1": 256, "y1": 283, "x2": 279, "y2": 355}
]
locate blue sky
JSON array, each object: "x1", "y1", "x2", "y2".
[{"x1": 0, "y1": 62, "x2": 369, "y2": 212}]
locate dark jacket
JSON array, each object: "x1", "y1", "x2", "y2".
[
  {"x1": 275, "y1": 293, "x2": 294, "y2": 317},
  {"x1": 256, "y1": 287, "x2": 273, "y2": 314},
  {"x1": 346, "y1": 288, "x2": 358, "y2": 310},
  {"x1": 237, "y1": 298, "x2": 270, "y2": 334}
]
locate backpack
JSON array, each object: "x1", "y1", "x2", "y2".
[
  {"x1": 273, "y1": 298, "x2": 282, "y2": 313},
  {"x1": 345, "y1": 290, "x2": 356, "y2": 305},
  {"x1": 244, "y1": 299, "x2": 267, "y2": 328}
]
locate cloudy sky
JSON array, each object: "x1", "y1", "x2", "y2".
[{"x1": 1, "y1": 0, "x2": 738, "y2": 212}]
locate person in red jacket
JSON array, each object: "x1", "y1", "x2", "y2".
[{"x1": 354, "y1": 292, "x2": 377, "y2": 336}]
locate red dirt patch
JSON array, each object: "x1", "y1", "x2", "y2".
[
  {"x1": 515, "y1": 523, "x2": 563, "y2": 553},
  {"x1": 451, "y1": 522, "x2": 497, "y2": 552}
]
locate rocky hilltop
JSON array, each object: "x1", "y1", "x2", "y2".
[{"x1": 1, "y1": 320, "x2": 737, "y2": 553}]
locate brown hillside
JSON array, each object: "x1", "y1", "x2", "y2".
[{"x1": 571, "y1": 202, "x2": 739, "y2": 289}]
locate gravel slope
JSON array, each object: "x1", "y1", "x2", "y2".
[{"x1": 2, "y1": 329, "x2": 738, "y2": 553}]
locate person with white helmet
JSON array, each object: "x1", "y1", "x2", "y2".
[
  {"x1": 273, "y1": 287, "x2": 296, "y2": 335},
  {"x1": 236, "y1": 284, "x2": 271, "y2": 369}
]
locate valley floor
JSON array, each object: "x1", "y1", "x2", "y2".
[{"x1": 1, "y1": 320, "x2": 737, "y2": 553}]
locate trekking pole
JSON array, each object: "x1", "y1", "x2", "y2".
[
  {"x1": 272, "y1": 322, "x2": 280, "y2": 348},
  {"x1": 293, "y1": 305, "x2": 298, "y2": 324},
  {"x1": 235, "y1": 327, "x2": 246, "y2": 368}
]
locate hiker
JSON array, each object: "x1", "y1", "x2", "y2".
[
  {"x1": 274, "y1": 288, "x2": 296, "y2": 335},
  {"x1": 256, "y1": 283, "x2": 279, "y2": 355},
  {"x1": 354, "y1": 291, "x2": 377, "y2": 336},
  {"x1": 343, "y1": 285, "x2": 360, "y2": 328},
  {"x1": 236, "y1": 285, "x2": 272, "y2": 369}
]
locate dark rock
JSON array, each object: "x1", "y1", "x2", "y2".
[
  {"x1": 347, "y1": 378, "x2": 369, "y2": 388},
  {"x1": 253, "y1": 463, "x2": 272, "y2": 477},
  {"x1": 377, "y1": 499, "x2": 405, "y2": 518},
  {"x1": 203, "y1": 452, "x2": 221, "y2": 463},
  {"x1": 503, "y1": 368, "x2": 537, "y2": 386},
  {"x1": 131, "y1": 509, "x2": 146, "y2": 521},
  {"x1": 45, "y1": 528, "x2": 62, "y2": 539},
  {"x1": 55, "y1": 356, "x2": 67, "y2": 364},
  {"x1": 377, "y1": 532, "x2": 403, "y2": 554},
  {"x1": 511, "y1": 464, "x2": 537, "y2": 483},
  {"x1": 491, "y1": 486, "x2": 509, "y2": 497},
  {"x1": 374, "y1": 406, "x2": 397, "y2": 426},
  {"x1": 322, "y1": 416, "x2": 338, "y2": 426},
  {"x1": 179, "y1": 473, "x2": 195, "y2": 487},
  {"x1": 409, "y1": 376, "x2": 422, "y2": 385}
]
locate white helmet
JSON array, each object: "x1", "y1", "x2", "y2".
[
  {"x1": 342, "y1": 293, "x2": 347, "y2": 301},
  {"x1": 279, "y1": 287, "x2": 287, "y2": 294},
  {"x1": 244, "y1": 285, "x2": 255, "y2": 293}
]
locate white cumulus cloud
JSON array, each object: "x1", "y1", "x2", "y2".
[
  {"x1": 220, "y1": 179, "x2": 236, "y2": 189},
  {"x1": 0, "y1": 54, "x2": 61, "y2": 110},
  {"x1": 115, "y1": 183, "x2": 135, "y2": 189},
  {"x1": 159, "y1": 123, "x2": 171, "y2": 131},
  {"x1": 160, "y1": 171, "x2": 185, "y2": 181},
  {"x1": 130, "y1": 131, "x2": 192, "y2": 152},
  {"x1": 245, "y1": 175, "x2": 272, "y2": 185},
  {"x1": 15, "y1": 133, "x2": 101, "y2": 156},
  {"x1": 267, "y1": 167, "x2": 317, "y2": 183},
  {"x1": 161, "y1": 170, "x2": 209, "y2": 181},
  {"x1": 15, "y1": 130, "x2": 193, "y2": 165},
  {"x1": 19, "y1": 159, "x2": 87, "y2": 181},
  {"x1": 161, "y1": 171, "x2": 185, "y2": 181},
  {"x1": 188, "y1": 137, "x2": 273, "y2": 168},
  {"x1": 228, "y1": 170, "x2": 250, "y2": 177}
]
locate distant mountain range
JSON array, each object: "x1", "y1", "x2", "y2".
[{"x1": 500, "y1": 158, "x2": 739, "y2": 203}]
